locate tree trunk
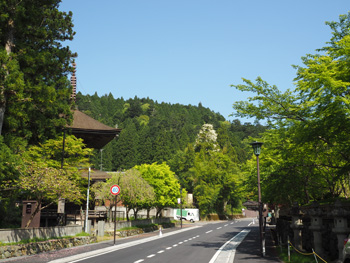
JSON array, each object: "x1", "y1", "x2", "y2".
[
  {"x1": 25, "y1": 201, "x2": 54, "y2": 228},
  {"x1": 156, "y1": 208, "x2": 163, "y2": 218},
  {"x1": 133, "y1": 208, "x2": 139, "y2": 219},
  {"x1": 25, "y1": 201, "x2": 41, "y2": 228},
  {"x1": 0, "y1": 17, "x2": 14, "y2": 135},
  {"x1": 126, "y1": 207, "x2": 131, "y2": 221}
]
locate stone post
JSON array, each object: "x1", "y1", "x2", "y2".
[
  {"x1": 290, "y1": 204, "x2": 303, "y2": 251},
  {"x1": 308, "y1": 202, "x2": 324, "y2": 257},
  {"x1": 97, "y1": 220, "x2": 105, "y2": 237},
  {"x1": 309, "y1": 216, "x2": 323, "y2": 256},
  {"x1": 331, "y1": 200, "x2": 350, "y2": 262}
]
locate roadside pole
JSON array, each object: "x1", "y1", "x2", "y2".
[
  {"x1": 85, "y1": 167, "x2": 91, "y2": 233},
  {"x1": 110, "y1": 184, "x2": 121, "y2": 246},
  {"x1": 180, "y1": 188, "x2": 182, "y2": 229},
  {"x1": 114, "y1": 194, "x2": 117, "y2": 245}
]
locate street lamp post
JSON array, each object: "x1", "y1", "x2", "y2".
[
  {"x1": 100, "y1": 149, "x2": 103, "y2": 171},
  {"x1": 180, "y1": 188, "x2": 183, "y2": 229},
  {"x1": 250, "y1": 141, "x2": 265, "y2": 257}
]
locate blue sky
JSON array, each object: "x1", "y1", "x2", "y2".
[{"x1": 60, "y1": 1, "x2": 349, "y2": 123}]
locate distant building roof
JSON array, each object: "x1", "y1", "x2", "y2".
[
  {"x1": 80, "y1": 168, "x2": 112, "y2": 181},
  {"x1": 243, "y1": 200, "x2": 259, "y2": 211},
  {"x1": 67, "y1": 110, "x2": 121, "y2": 149}
]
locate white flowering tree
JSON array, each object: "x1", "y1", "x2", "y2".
[{"x1": 195, "y1": 124, "x2": 219, "y2": 152}]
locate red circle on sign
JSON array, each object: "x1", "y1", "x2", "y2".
[{"x1": 110, "y1": 185, "x2": 121, "y2": 195}]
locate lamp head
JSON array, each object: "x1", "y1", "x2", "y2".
[{"x1": 250, "y1": 141, "x2": 263, "y2": 156}]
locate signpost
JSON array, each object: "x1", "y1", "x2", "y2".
[{"x1": 110, "y1": 184, "x2": 121, "y2": 245}]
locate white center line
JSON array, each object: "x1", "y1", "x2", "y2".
[
  {"x1": 147, "y1": 254, "x2": 156, "y2": 258},
  {"x1": 134, "y1": 260, "x2": 144, "y2": 263},
  {"x1": 217, "y1": 227, "x2": 222, "y2": 229},
  {"x1": 206, "y1": 230, "x2": 213, "y2": 234},
  {"x1": 166, "y1": 247, "x2": 172, "y2": 250},
  {"x1": 173, "y1": 244, "x2": 178, "y2": 247},
  {"x1": 157, "y1": 250, "x2": 165, "y2": 254}
]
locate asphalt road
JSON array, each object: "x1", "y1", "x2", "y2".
[{"x1": 4, "y1": 219, "x2": 256, "y2": 263}]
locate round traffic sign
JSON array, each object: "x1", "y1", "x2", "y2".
[{"x1": 110, "y1": 184, "x2": 121, "y2": 195}]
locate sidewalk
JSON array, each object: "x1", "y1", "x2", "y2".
[{"x1": 233, "y1": 224, "x2": 282, "y2": 263}]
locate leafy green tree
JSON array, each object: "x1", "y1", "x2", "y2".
[
  {"x1": 26, "y1": 135, "x2": 92, "y2": 170},
  {"x1": 12, "y1": 135, "x2": 92, "y2": 227},
  {"x1": 110, "y1": 170, "x2": 155, "y2": 220},
  {"x1": 0, "y1": 0, "x2": 75, "y2": 145},
  {"x1": 135, "y1": 163, "x2": 180, "y2": 218},
  {"x1": 190, "y1": 124, "x2": 241, "y2": 217},
  {"x1": 92, "y1": 169, "x2": 155, "y2": 221},
  {"x1": 17, "y1": 161, "x2": 83, "y2": 228},
  {"x1": 168, "y1": 144, "x2": 196, "y2": 193},
  {"x1": 0, "y1": 137, "x2": 22, "y2": 227},
  {"x1": 231, "y1": 13, "x2": 350, "y2": 205}
]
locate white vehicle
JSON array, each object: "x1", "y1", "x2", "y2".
[{"x1": 174, "y1": 209, "x2": 199, "y2": 222}]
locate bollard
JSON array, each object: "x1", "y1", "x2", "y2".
[{"x1": 159, "y1": 226, "x2": 163, "y2": 237}]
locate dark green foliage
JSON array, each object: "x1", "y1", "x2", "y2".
[
  {"x1": 75, "y1": 92, "x2": 266, "y2": 172},
  {"x1": 0, "y1": 0, "x2": 75, "y2": 145}
]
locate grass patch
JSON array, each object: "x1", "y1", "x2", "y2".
[
  {"x1": 117, "y1": 226, "x2": 140, "y2": 231},
  {"x1": 278, "y1": 246, "x2": 320, "y2": 263},
  {"x1": 75, "y1": 231, "x2": 90, "y2": 237}
]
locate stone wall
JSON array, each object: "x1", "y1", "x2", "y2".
[
  {"x1": 0, "y1": 236, "x2": 96, "y2": 260},
  {"x1": 0, "y1": 225, "x2": 83, "y2": 243}
]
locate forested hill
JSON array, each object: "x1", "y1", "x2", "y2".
[{"x1": 75, "y1": 92, "x2": 265, "y2": 171}]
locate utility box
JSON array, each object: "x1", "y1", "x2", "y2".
[{"x1": 21, "y1": 201, "x2": 41, "y2": 228}]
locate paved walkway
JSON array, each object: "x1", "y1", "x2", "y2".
[{"x1": 233, "y1": 224, "x2": 282, "y2": 263}]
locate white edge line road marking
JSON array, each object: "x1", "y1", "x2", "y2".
[
  {"x1": 48, "y1": 225, "x2": 200, "y2": 263},
  {"x1": 208, "y1": 229, "x2": 250, "y2": 263}
]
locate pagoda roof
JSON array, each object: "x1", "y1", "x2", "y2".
[{"x1": 67, "y1": 110, "x2": 121, "y2": 149}]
